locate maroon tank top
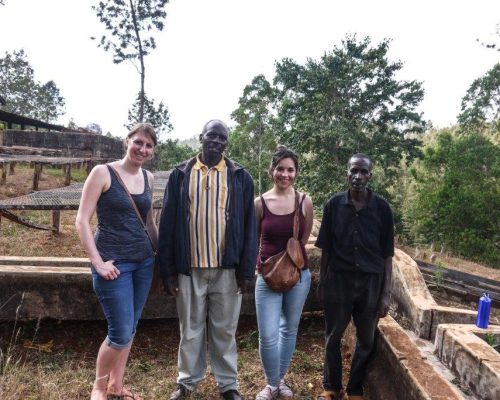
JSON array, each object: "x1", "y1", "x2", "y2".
[{"x1": 257, "y1": 194, "x2": 308, "y2": 273}]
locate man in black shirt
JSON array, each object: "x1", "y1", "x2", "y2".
[{"x1": 315, "y1": 154, "x2": 394, "y2": 400}]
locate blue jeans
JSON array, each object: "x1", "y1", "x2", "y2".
[
  {"x1": 92, "y1": 256, "x2": 154, "y2": 349},
  {"x1": 255, "y1": 269, "x2": 311, "y2": 386}
]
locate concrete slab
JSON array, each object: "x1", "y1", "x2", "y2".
[
  {"x1": 345, "y1": 316, "x2": 466, "y2": 400},
  {"x1": 392, "y1": 249, "x2": 480, "y2": 340},
  {"x1": 435, "y1": 324, "x2": 500, "y2": 400},
  {"x1": 0, "y1": 256, "x2": 89, "y2": 267},
  {"x1": 0, "y1": 262, "x2": 322, "y2": 320},
  {"x1": 478, "y1": 361, "x2": 500, "y2": 400}
]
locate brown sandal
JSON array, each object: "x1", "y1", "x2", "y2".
[{"x1": 317, "y1": 391, "x2": 342, "y2": 400}]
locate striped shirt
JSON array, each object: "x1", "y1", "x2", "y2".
[{"x1": 188, "y1": 155, "x2": 229, "y2": 268}]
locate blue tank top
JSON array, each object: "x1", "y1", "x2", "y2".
[{"x1": 94, "y1": 165, "x2": 154, "y2": 262}]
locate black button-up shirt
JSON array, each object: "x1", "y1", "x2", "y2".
[{"x1": 315, "y1": 189, "x2": 394, "y2": 274}]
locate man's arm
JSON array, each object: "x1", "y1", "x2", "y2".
[
  {"x1": 158, "y1": 170, "x2": 180, "y2": 296},
  {"x1": 318, "y1": 249, "x2": 330, "y2": 302},
  {"x1": 237, "y1": 171, "x2": 257, "y2": 293},
  {"x1": 315, "y1": 201, "x2": 332, "y2": 303},
  {"x1": 378, "y1": 201, "x2": 395, "y2": 317},
  {"x1": 378, "y1": 256, "x2": 392, "y2": 317}
]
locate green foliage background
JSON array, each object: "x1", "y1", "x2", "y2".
[
  {"x1": 225, "y1": 35, "x2": 499, "y2": 267},
  {"x1": 403, "y1": 130, "x2": 499, "y2": 265}
]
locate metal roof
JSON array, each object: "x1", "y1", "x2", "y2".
[{"x1": 0, "y1": 171, "x2": 170, "y2": 210}]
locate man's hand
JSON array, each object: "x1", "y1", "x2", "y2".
[
  {"x1": 378, "y1": 292, "x2": 390, "y2": 318},
  {"x1": 163, "y1": 275, "x2": 179, "y2": 297},
  {"x1": 237, "y1": 278, "x2": 253, "y2": 294}
]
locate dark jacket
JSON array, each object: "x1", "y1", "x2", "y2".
[{"x1": 158, "y1": 156, "x2": 257, "y2": 281}]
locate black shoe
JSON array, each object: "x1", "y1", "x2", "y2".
[
  {"x1": 221, "y1": 389, "x2": 243, "y2": 400},
  {"x1": 170, "y1": 384, "x2": 191, "y2": 400}
]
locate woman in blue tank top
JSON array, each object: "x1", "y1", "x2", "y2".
[
  {"x1": 254, "y1": 146, "x2": 314, "y2": 400},
  {"x1": 76, "y1": 123, "x2": 158, "y2": 400}
]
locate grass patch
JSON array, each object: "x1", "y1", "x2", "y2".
[{"x1": 0, "y1": 318, "x2": 326, "y2": 399}]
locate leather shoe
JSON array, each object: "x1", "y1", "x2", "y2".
[
  {"x1": 221, "y1": 389, "x2": 243, "y2": 400},
  {"x1": 170, "y1": 384, "x2": 191, "y2": 400}
]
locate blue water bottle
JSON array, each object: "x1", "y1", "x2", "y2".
[{"x1": 476, "y1": 293, "x2": 491, "y2": 329}]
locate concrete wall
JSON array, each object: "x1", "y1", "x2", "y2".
[
  {"x1": 0, "y1": 130, "x2": 123, "y2": 158},
  {"x1": 435, "y1": 324, "x2": 500, "y2": 400},
  {"x1": 344, "y1": 317, "x2": 466, "y2": 400},
  {"x1": 391, "y1": 249, "x2": 476, "y2": 340},
  {"x1": 0, "y1": 249, "x2": 322, "y2": 320}
]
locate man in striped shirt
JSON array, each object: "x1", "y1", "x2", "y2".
[{"x1": 158, "y1": 120, "x2": 257, "y2": 400}]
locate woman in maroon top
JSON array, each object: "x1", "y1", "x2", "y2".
[{"x1": 254, "y1": 146, "x2": 314, "y2": 400}]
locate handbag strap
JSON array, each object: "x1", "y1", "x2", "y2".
[
  {"x1": 107, "y1": 164, "x2": 156, "y2": 252},
  {"x1": 292, "y1": 190, "x2": 301, "y2": 240}
]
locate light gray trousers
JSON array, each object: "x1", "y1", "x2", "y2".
[{"x1": 176, "y1": 268, "x2": 242, "y2": 393}]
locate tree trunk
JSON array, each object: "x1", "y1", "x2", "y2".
[{"x1": 129, "y1": 0, "x2": 145, "y2": 121}]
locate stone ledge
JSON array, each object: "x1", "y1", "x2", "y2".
[
  {"x1": 0, "y1": 260, "x2": 322, "y2": 320},
  {"x1": 345, "y1": 316, "x2": 465, "y2": 400},
  {"x1": 435, "y1": 324, "x2": 500, "y2": 400},
  {"x1": 0, "y1": 256, "x2": 89, "y2": 267},
  {"x1": 392, "y1": 249, "x2": 476, "y2": 340}
]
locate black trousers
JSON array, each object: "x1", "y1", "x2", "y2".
[{"x1": 322, "y1": 270, "x2": 383, "y2": 396}]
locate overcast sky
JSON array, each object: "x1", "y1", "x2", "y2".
[{"x1": 1, "y1": 0, "x2": 499, "y2": 141}]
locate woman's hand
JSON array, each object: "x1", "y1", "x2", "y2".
[{"x1": 93, "y1": 260, "x2": 120, "y2": 280}]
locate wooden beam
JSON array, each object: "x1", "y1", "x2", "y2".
[
  {"x1": 63, "y1": 164, "x2": 71, "y2": 186},
  {"x1": 52, "y1": 210, "x2": 60, "y2": 234},
  {"x1": 0, "y1": 163, "x2": 6, "y2": 185},
  {"x1": 0, "y1": 209, "x2": 56, "y2": 231},
  {"x1": 33, "y1": 162, "x2": 43, "y2": 190}
]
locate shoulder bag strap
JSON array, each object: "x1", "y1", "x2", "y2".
[
  {"x1": 292, "y1": 190, "x2": 300, "y2": 240},
  {"x1": 108, "y1": 164, "x2": 156, "y2": 253}
]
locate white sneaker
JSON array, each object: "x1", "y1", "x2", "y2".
[
  {"x1": 278, "y1": 380, "x2": 293, "y2": 398},
  {"x1": 255, "y1": 385, "x2": 278, "y2": 400}
]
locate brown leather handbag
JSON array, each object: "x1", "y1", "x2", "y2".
[{"x1": 261, "y1": 191, "x2": 305, "y2": 292}]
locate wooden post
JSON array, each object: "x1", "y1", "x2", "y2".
[
  {"x1": 0, "y1": 163, "x2": 7, "y2": 185},
  {"x1": 52, "y1": 210, "x2": 61, "y2": 234},
  {"x1": 33, "y1": 163, "x2": 43, "y2": 190},
  {"x1": 86, "y1": 160, "x2": 94, "y2": 175},
  {"x1": 64, "y1": 163, "x2": 71, "y2": 186},
  {"x1": 9, "y1": 161, "x2": 16, "y2": 175}
]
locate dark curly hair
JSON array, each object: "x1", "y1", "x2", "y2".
[{"x1": 269, "y1": 145, "x2": 299, "y2": 175}]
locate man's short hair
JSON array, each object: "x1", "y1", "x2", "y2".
[
  {"x1": 348, "y1": 153, "x2": 373, "y2": 171},
  {"x1": 201, "y1": 119, "x2": 229, "y2": 135}
]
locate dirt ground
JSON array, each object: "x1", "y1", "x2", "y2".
[
  {"x1": 0, "y1": 315, "x2": 339, "y2": 400},
  {"x1": 0, "y1": 167, "x2": 89, "y2": 258}
]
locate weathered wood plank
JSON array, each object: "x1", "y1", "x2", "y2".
[
  {"x1": 52, "y1": 210, "x2": 61, "y2": 233},
  {"x1": 0, "y1": 209, "x2": 56, "y2": 231}
]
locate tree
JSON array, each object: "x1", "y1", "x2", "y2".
[
  {"x1": 457, "y1": 63, "x2": 500, "y2": 132},
  {"x1": 270, "y1": 35, "x2": 426, "y2": 205},
  {"x1": 0, "y1": 50, "x2": 65, "y2": 122},
  {"x1": 92, "y1": 0, "x2": 169, "y2": 121},
  {"x1": 404, "y1": 130, "x2": 499, "y2": 266},
  {"x1": 229, "y1": 75, "x2": 278, "y2": 194},
  {"x1": 156, "y1": 139, "x2": 196, "y2": 171},
  {"x1": 477, "y1": 23, "x2": 500, "y2": 52},
  {"x1": 35, "y1": 80, "x2": 65, "y2": 123},
  {"x1": 86, "y1": 122, "x2": 103, "y2": 135},
  {"x1": 127, "y1": 91, "x2": 173, "y2": 138}
]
